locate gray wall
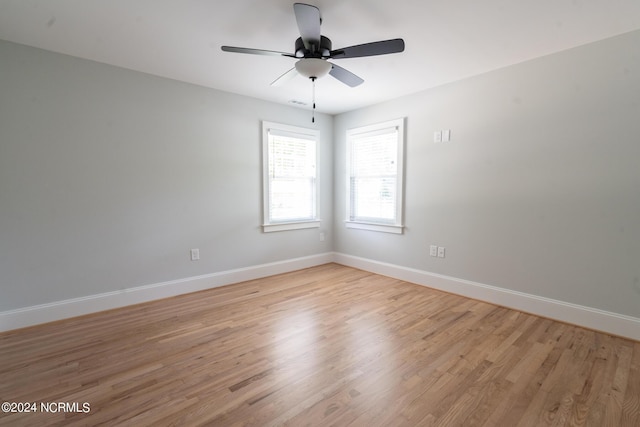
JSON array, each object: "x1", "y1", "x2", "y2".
[
  {"x1": 2, "y1": 29, "x2": 640, "y2": 320},
  {"x1": 334, "y1": 30, "x2": 640, "y2": 318},
  {"x1": 0, "y1": 40, "x2": 333, "y2": 311}
]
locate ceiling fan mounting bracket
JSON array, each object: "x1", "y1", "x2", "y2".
[{"x1": 295, "y1": 36, "x2": 332, "y2": 58}]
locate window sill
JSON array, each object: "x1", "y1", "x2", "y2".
[
  {"x1": 345, "y1": 221, "x2": 404, "y2": 234},
  {"x1": 263, "y1": 220, "x2": 321, "y2": 233}
]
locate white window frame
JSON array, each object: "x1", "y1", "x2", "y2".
[
  {"x1": 262, "y1": 121, "x2": 320, "y2": 233},
  {"x1": 346, "y1": 118, "x2": 405, "y2": 234}
]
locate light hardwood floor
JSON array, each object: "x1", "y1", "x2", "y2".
[{"x1": 1, "y1": 263, "x2": 638, "y2": 426}]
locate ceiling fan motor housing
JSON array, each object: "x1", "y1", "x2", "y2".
[{"x1": 295, "y1": 36, "x2": 332, "y2": 58}]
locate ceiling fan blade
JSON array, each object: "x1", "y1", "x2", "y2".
[
  {"x1": 330, "y1": 38, "x2": 405, "y2": 59},
  {"x1": 293, "y1": 3, "x2": 321, "y2": 51},
  {"x1": 271, "y1": 67, "x2": 299, "y2": 86},
  {"x1": 329, "y1": 63, "x2": 364, "y2": 87},
  {"x1": 221, "y1": 46, "x2": 295, "y2": 58}
]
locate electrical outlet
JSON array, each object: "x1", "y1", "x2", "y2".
[
  {"x1": 190, "y1": 248, "x2": 200, "y2": 261},
  {"x1": 437, "y1": 246, "x2": 446, "y2": 258},
  {"x1": 433, "y1": 131, "x2": 442, "y2": 143},
  {"x1": 319, "y1": 232, "x2": 325, "y2": 242},
  {"x1": 429, "y1": 245, "x2": 438, "y2": 257},
  {"x1": 443, "y1": 129, "x2": 451, "y2": 142}
]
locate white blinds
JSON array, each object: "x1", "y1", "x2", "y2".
[
  {"x1": 268, "y1": 131, "x2": 317, "y2": 223},
  {"x1": 349, "y1": 127, "x2": 398, "y2": 223}
]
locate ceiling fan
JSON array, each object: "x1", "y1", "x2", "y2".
[{"x1": 221, "y1": 3, "x2": 405, "y2": 119}]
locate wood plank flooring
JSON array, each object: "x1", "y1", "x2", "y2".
[{"x1": 1, "y1": 263, "x2": 638, "y2": 426}]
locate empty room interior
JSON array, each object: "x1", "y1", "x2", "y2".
[{"x1": 1, "y1": 1, "x2": 639, "y2": 426}]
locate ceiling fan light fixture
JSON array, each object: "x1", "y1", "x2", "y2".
[{"x1": 295, "y1": 58, "x2": 332, "y2": 79}]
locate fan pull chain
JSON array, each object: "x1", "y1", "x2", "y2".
[{"x1": 311, "y1": 77, "x2": 316, "y2": 123}]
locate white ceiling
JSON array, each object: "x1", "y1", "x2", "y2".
[{"x1": 2, "y1": 0, "x2": 640, "y2": 114}]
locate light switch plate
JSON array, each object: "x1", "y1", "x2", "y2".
[{"x1": 443, "y1": 129, "x2": 451, "y2": 142}]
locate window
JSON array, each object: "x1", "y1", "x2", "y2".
[
  {"x1": 346, "y1": 118, "x2": 405, "y2": 234},
  {"x1": 262, "y1": 121, "x2": 320, "y2": 232}
]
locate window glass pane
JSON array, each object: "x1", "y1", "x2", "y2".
[
  {"x1": 266, "y1": 129, "x2": 317, "y2": 223},
  {"x1": 348, "y1": 124, "x2": 400, "y2": 225},
  {"x1": 351, "y1": 176, "x2": 396, "y2": 221},
  {"x1": 270, "y1": 177, "x2": 315, "y2": 221}
]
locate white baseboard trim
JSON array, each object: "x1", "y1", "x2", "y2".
[
  {"x1": 0, "y1": 253, "x2": 334, "y2": 332},
  {"x1": 333, "y1": 253, "x2": 640, "y2": 342},
  {"x1": 3, "y1": 252, "x2": 639, "y2": 341}
]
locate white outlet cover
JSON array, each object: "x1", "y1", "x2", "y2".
[
  {"x1": 443, "y1": 129, "x2": 451, "y2": 142},
  {"x1": 429, "y1": 245, "x2": 438, "y2": 257},
  {"x1": 190, "y1": 248, "x2": 200, "y2": 261},
  {"x1": 433, "y1": 131, "x2": 442, "y2": 143},
  {"x1": 437, "y1": 246, "x2": 446, "y2": 258}
]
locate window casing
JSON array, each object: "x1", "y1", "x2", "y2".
[
  {"x1": 346, "y1": 118, "x2": 405, "y2": 234},
  {"x1": 262, "y1": 121, "x2": 320, "y2": 232}
]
